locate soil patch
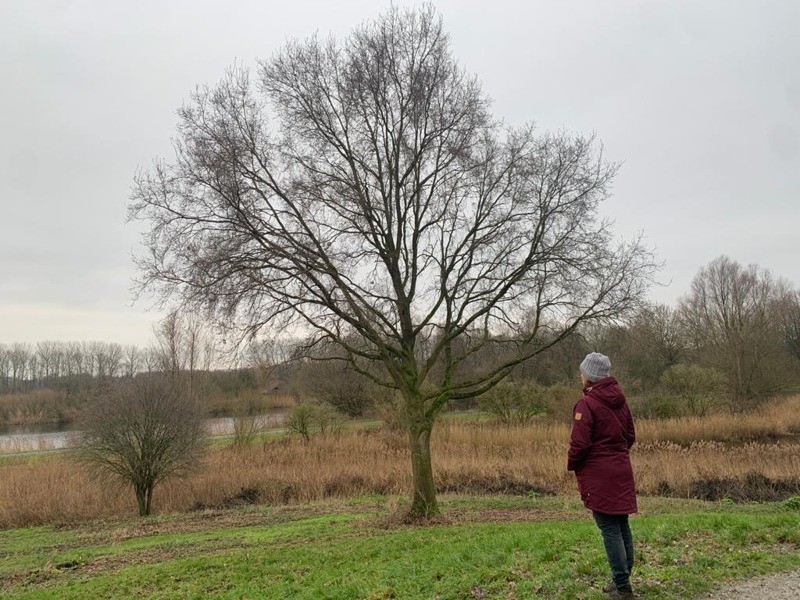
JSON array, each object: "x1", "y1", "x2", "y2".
[
  {"x1": 684, "y1": 473, "x2": 800, "y2": 502},
  {"x1": 437, "y1": 474, "x2": 555, "y2": 497}
]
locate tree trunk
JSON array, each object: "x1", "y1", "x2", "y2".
[
  {"x1": 406, "y1": 396, "x2": 439, "y2": 519},
  {"x1": 135, "y1": 486, "x2": 147, "y2": 517},
  {"x1": 135, "y1": 484, "x2": 154, "y2": 516}
]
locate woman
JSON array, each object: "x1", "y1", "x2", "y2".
[{"x1": 568, "y1": 352, "x2": 637, "y2": 600}]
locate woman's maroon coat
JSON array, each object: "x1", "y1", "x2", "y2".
[{"x1": 567, "y1": 376, "x2": 637, "y2": 515}]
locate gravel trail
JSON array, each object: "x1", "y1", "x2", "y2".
[{"x1": 700, "y1": 569, "x2": 800, "y2": 599}]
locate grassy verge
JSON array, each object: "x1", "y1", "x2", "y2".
[{"x1": 1, "y1": 496, "x2": 798, "y2": 599}]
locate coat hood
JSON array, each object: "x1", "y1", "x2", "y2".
[{"x1": 583, "y1": 376, "x2": 626, "y2": 409}]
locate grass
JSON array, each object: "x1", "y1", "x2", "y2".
[{"x1": 1, "y1": 495, "x2": 799, "y2": 599}]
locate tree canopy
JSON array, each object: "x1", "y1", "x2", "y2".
[{"x1": 130, "y1": 5, "x2": 656, "y2": 517}]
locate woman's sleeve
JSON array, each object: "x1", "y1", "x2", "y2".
[{"x1": 567, "y1": 398, "x2": 593, "y2": 472}]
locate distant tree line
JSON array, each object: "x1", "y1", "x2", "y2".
[
  {"x1": 4, "y1": 256, "x2": 799, "y2": 519},
  {"x1": 604, "y1": 256, "x2": 799, "y2": 414},
  {"x1": 290, "y1": 256, "x2": 800, "y2": 420},
  {"x1": 0, "y1": 312, "x2": 221, "y2": 399},
  {"x1": 0, "y1": 341, "x2": 151, "y2": 394},
  {"x1": 514, "y1": 256, "x2": 800, "y2": 416},
  {"x1": 3, "y1": 257, "x2": 799, "y2": 421}
]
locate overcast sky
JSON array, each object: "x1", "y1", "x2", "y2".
[{"x1": 1, "y1": 0, "x2": 798, "y2": 347}]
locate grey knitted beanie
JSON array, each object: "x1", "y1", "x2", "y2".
[{"x1": 580, "y1": 352, "x2": 611, "y2": 382}]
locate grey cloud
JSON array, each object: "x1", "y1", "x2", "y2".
[{"x1": 1, "y1": 0, "x2": 798, "y2": 344}]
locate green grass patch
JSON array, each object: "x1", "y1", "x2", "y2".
[{"x1": 1, "y1": 496, "x2": 798, "y2": 599}]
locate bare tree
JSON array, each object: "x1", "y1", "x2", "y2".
[
  {"x1": 9, "y1": 343, "x2": 30, "y2": 392},
  {"x1": 292, "y1": 357, "x2": 380, "y2": 417},
  {"x1": 0, "y1": 346, "x2": 9, "y2": 392},
  {"x1": 141, "y1": 346, "x2": 161, "y2": 374},
  {"x1": 130, "y1": 6, "x2": 655, "y2": 517},
  {"x1": 36, "y1": 341, "x2": 59, "y2": 385},
  {"x1": 69, "y1": 342, "x2": 87, "y2": 378},
  {"x1": 77, "y1": 376, "x2": 204, "y2": 516},
  {"x1": 154, "y1": 311, "x2": 217, "y2": 402},
  {"x1": 598, "y1": 303, "x2": 685, "y2": 390},
  {"x1": 778, "y1": 289, "x2": 800, "y2": 363},
  {"x1": 105, "y1": 343, "x2": 124, "y2": 379},
  {"x1": 0, "y1": 340, "x2": 155, "y2": 395},
  {"x1": 123, "y1": 344, "x2": 142, "y2": 378},
  {"x1": 249, "y1": 336, "x2": 294, "y2": 391},
  {"x1": 679, "y1": 256, "x2": 792, "y2": 408}
]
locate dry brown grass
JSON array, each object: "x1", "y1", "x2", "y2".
[
  {"x1": 634, "y1": 394, "x2": 800, "y2": 444},
  {"x1": 0, "y1": 389, "x2": 79, "y2": 425},
  {"x1": 1, "y1": 396, "x2": 798, "y2": 529},
  {"x1": 203, "y1": 390, "x2": 296, "y2": 417}
]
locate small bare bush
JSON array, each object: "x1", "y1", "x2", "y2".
[
  {"x1": 543, "y1": 380, "x2": 578, "y2": 418},
  {"x1": 285, "y1": 402, "x2": 342, "y2": 441},
  {"x1": 231, "y1": 414, "x2": 266, "y2": 448},
  {"x1": 76, "y1": 376, "x2": 204, "y2": 516},
  {"x1": 478, "y1": 381, "x2": 548, "y2": 425},
  {"x1": 374, "y1": 392, "x2": 408, "y2": 431},
  {"x1": 230, "y1": 396, "x2": 274, "y2": 449},
  {"x1": 630, "y1": 393, "x2": 685, "y2": 419}
]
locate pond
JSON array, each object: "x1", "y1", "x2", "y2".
[{"x1": 0, "y1": 409, "x2": 287, "y2": 455}]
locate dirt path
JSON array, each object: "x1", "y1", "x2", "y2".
[{"x1": 701, "y1": 569, "x2": 800, "y2": 599}]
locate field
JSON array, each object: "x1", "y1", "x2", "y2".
[
  {"x1": 1, "y1": 395, "x2": 799, "y2": 528},
  {"x1": 1, "y1": 395, "x2": 799, "y2": 598},
  {"x1": 1, "y1": 496, "x2": 799, "y2": 599}
]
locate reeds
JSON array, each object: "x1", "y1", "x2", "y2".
[
  {"x1": 0, "y1": 389, "x2": 79, "y2": 425},
  {"x1": 0, "y1": 396, "x2": 798, "y2": 529}
]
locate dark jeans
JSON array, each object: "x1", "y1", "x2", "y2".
[{"x1": 593, "y1": 511, "x2": 634, "y2": 592}]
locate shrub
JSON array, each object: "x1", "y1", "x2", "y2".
[
  {"x1": 231, "y1": 414, "x2": 266, "y2": 448},
  {"x1": 230, "y1": 396, "x2": 274, "y2": 448},
  {"x1": 782, "y1": 496, "x2": 800, "y2": 510},
  {"x1": 543, "y1": 380, "x2": 578, "y2": 417},
  {"x1": 660, "y1": 364, "x2": 727, "y2": 416},
  {"x1": 285, "y1": 402, "x2": 342, "y2": 441},
  {"x1": 629, "y1": 393, "x2": 685, "y2": 419},
  {"x1": 478, "y1": 381, "x2": 548, "y2": 425},
  {"x1": 374, "y1": 392, "x2": 408, "y2": 431},
  {"x1": 291, "y1": 361, "x2": 379, "y2": 418},
  {"x1": 0, "y1": 389, "x2": 81, "y2": 425},
  {"x1": 76, "y1": 376, "x2": 204, "y2": 516}
]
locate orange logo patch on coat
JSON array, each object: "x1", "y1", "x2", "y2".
[{"x1": 574, "y1": 412, "x2": 582, "y2": 421}]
